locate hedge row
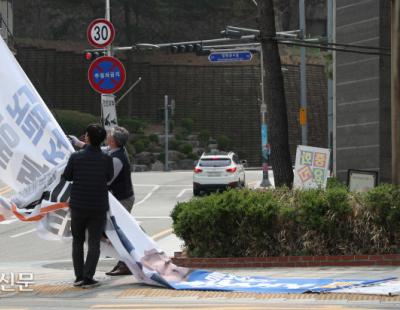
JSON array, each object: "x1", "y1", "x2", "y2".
[{"x1": 171, "y1": 184, "x2": 400, "y2": 258}]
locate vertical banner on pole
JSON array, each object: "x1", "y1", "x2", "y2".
[
  {"x1": 261, "y1": 124, "x2": 269, "y2": 176},
  {"x1": 101, "y1": 94, "x2": 118, "y2": 131}
]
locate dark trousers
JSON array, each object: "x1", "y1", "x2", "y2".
[{"x1": 71, "y1": 209, "x2": 106, "y2": 280}]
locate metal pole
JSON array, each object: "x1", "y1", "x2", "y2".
[
  {"x1": 259, "y1": 46, "x2": 271, "y2": 187},
  {"x1": 105, "y1": 0, "x2": 112, "y2": 57},
  {"x1": 164, "y1": 95, "x2": 169, "y2": 172},
  {"x1": 116, "y1": 77, "x2": 142, "y2": 105},
  {"x1": 299, "y1": 0, "x2": 308, "y2": 145},
  {"x1": 392, "y1": 0, "x2": 400, "y2": 184},
  {"x1": 332, "y1": 0, "x2": 337, "y2": 177},
  {"x1": 327, "y1": 0, "x2": 333, "y2": 174}
]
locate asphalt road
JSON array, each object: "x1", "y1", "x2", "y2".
[{"x1": 0, "y1": 170, "x2": 263, "y2": 263}]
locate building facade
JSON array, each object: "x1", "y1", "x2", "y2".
[{"x1": 335, "y1": 0, "x2": 391, "y2": 182}]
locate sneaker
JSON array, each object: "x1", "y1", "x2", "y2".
[
  {"x1": 105, "y1": 263, "x2": 132, "y2": 276},
  {"x1": 73, "y1": 277, "x2": 84, "y2": 287},
  {"x1": 81, "y1": 278, "x2": 100, "y2": 289},
  {"x1": 105, "y1": 262, "x2": 121, "y2": 276}
]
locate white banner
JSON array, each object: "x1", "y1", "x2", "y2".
[
  {"x1": 293, "y1": 145, "x2": 330, "y2": 189},
  {"x1": 0, "y1": 37, "x2": 73, "y2": 193},
  {"x1": 0, "y1": 35, "x2": 188, "y2": 287}
]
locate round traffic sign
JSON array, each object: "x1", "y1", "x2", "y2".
[
  {"x1": 88, "y1": 56, "x2": 126, "y2": 94},
  {"x1": 87, "y1": 19, "x2": 115, "y2": 48}
]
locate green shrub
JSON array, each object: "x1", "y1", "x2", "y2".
[
  {"x1": 119, "y1": 118, "x2": 146, "y2": 134},
  {"x1": 179, "y1": 118, "x2": 194, "y2": 133},
  {"x1": 157, "y1": 152, "x2": 165, "y2": 163},
  {"x1": 363, "y1": 185, "x2": 400, "y2": 234},
  {"x1": 171, "y1": 185, "x2": 400, "y2": 258},
  {"x1": 169, "y1": 139, "x2": 183, "y2": 151},
  {"x1": 149, "y1": 134, "x2": 159, "y2": 143},
  {"x1": 327, "y1": 177, "x2": 347, "y2": 189},
  {"x1": 179, "y1": 143, "x2": 193, "y2": 155},
  {"x1": 52, "y1": 109, "x2": 98, "y2": 136},
  {"x1": 187, "y1": 152, "x2": 198, "y2": 160},
  {"x1": 199, "y1": 129, "x2": 211, "y2": 146},
  {"x1": 134, "y1": 140, "x2": 145, "y2": 154},
  {"x1": 216, "y1": 134, "x2": 232, "y2": 151}
]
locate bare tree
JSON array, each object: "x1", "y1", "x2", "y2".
[{"x1": 258, "y1": 0, "x2": 294, "y2": 187}]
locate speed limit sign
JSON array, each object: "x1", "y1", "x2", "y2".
[{"x1": 87, "y1": 19, "x2": 115, "y2": 48}]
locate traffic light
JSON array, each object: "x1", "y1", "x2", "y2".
[
  {"x1": 170, "y1": 43, "x2": 203, "y2": 54},
  {"x1": 84, "y1": 51, "x2": 106, "y2": 61}
]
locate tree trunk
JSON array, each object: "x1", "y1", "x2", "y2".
[{"x1": 258, "y1": 0, "x2": 294, "y2": 187}]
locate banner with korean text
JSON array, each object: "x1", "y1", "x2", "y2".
[{"x1": 293, "y1": 145, "x2": 330, "y2": 189}]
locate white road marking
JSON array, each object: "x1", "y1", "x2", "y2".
[
  {"x1": 133, "y1": 185, "x2": 160, "y2": 207},
  {"x1": 0, "y1": 218, "x2": 18, "y2": 225},
  {"x1": 176, "y1": 188, "x2": 191, "y2": 198},
  {"x1": 10, "y1": 228, "x2": 36, "y2": 238},
  {"x1": 134, "y1": 184, "x2": 191, "y2": 187},
  {"x1": 0, "y1": 186, "x2": 12, "y2": 195},
  {"x1": 151, "y1": 228, "x2": 173, "y2": 240},
  {"x1": 134, "y1": 216, "x2": 171, "y2": 219}
]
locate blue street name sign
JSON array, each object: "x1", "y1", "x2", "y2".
[{"x1": 208, "y1": 51, "x2": 253, "y2": 63}]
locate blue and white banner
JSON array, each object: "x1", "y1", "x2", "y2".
[
  {"x1": 0, "y1": 36, "x2": 395, "y2": 295},
  {"x1": 170, "y1": 270, "x2": 394, "y2": 294}
]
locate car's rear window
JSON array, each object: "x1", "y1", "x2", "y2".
[{"x1": 199, "y1": 158, "x2": 231, "y2": 167}]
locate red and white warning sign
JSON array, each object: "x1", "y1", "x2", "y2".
[{"x1": 87, "y1": 18, "x2": 115, "y2": 48}]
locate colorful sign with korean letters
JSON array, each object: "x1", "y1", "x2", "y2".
[{"x1": 293, "y1": 145, "x2": 330, "y2": 189}]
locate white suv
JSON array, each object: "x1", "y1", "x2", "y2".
[{"x1": 193, "y1": 152, "x2": 246, "y2": 196}]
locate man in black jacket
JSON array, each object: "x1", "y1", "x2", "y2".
[
  {"x1": 63, "y1": 124, "x2": 113, "y2": 288},
  {"x1": 70, "y1": 126, "x2": 135, "y2": 276}
]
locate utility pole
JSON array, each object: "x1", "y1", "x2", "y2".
[
  {"x1": 299, "y1": 0, "x2": 308, "y2": 145},
  {"x1": 392, "y1": 0, "x2": 400, "y2": 185},
  {"x1": 327, "y1": 0, "x2": 334, "y2": 174},
  {"x1": 105, "y1": 0, "x2": 112, "y2": 57},
  {"x1": 164, "y1": 95, "x2": 169, "y2": 172},
  {"x1": 332, "y1": 0, "x2": 337, "y2": 177},
  {"x1": 100, "y1": 0, "x2": 119, "y2": 131}
]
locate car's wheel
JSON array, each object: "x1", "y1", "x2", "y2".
[{"x1": 193, "y1": 188, "x2": 200, "y2": 196}]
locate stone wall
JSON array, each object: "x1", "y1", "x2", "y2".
[{"x1": 16, "y1": 47, "x2": 328, "y2": 167}]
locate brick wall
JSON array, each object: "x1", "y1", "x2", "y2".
[{"x1": 172, "y1": 253, "x2": 400, "y2": 268}]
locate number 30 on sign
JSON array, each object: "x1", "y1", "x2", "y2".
[{"x1": 87, "y1": 19, "x2": 115, "y2": 48}]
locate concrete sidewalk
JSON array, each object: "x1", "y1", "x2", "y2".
[
  {"x1": 1, "y1": 233, "x2": 400, "y2": 309},
  {"x1": 1, "y1": 258, "x2": 400, "y2": 309},
  {"x1": 0, "y1": 234, "x2": 400, "y2": 302}
]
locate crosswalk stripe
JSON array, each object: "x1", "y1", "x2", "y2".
[
  {"x1": 10, "y1": 228, "x2": 36, "y2": 238},
  {"x1": 0, "y1": 218, "x2": 18, "y2": 225}
]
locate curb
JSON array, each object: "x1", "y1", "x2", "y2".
[{"x1": 172, "y1": 253, "x2": 400, "y2": 268}]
